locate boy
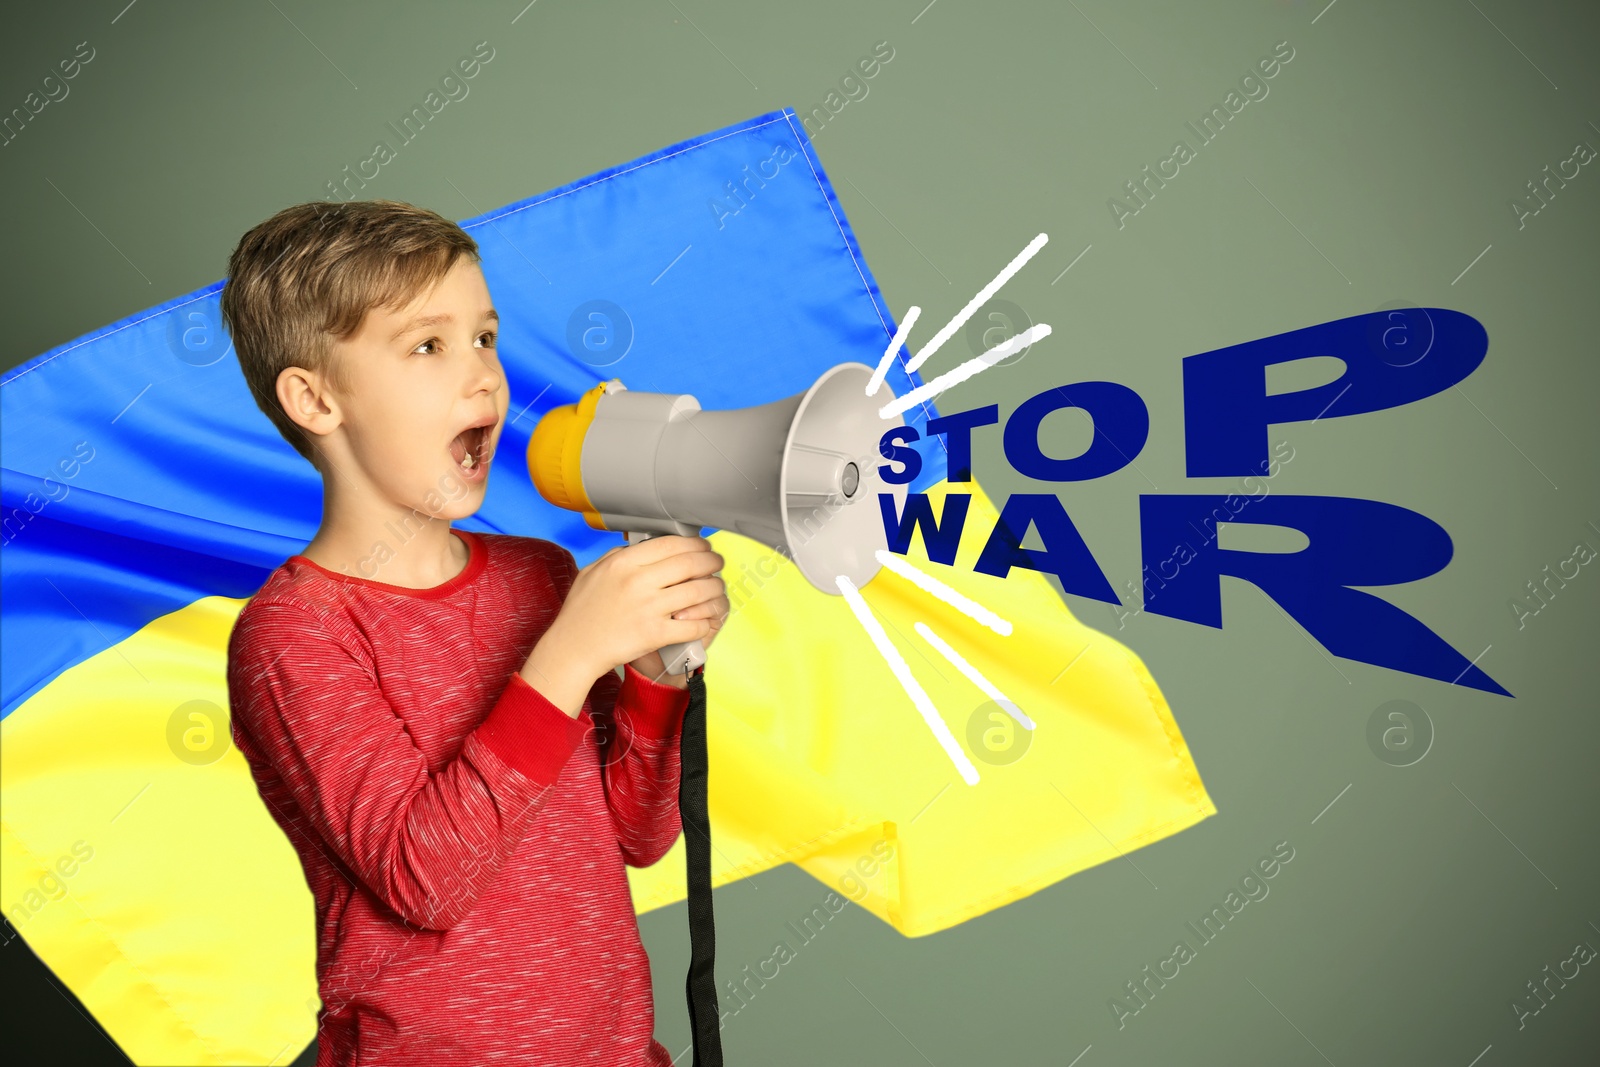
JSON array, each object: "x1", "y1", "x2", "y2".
[{"x1": 221, "y1": 199, "x2": 727, "y2": 1065}]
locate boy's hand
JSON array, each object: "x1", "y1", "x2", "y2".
[
  {"x1": 667, "y1": 573, "x2": 730, "y2": 653},
  {"x1": 628, "y1": 561, "x2": 731, "y2": 683},
  {"x1": 540, "y1": 535, "x2": 725, "y2": 688}
]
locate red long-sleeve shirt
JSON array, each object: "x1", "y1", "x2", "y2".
[{"x1": 226, "y1": 527, "x2": 688, "y2": 1066}]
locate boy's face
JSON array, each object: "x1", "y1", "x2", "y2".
[{"x1": 314, "y1": 255, "x2": 509, "y2": 520}]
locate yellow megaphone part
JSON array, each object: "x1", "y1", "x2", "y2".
[{"x1": 527, "y1": 379, "x2": 613, "y2": 530}]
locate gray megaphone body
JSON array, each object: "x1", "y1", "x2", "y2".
[{"x1": 528, "y1": 362, "x2": 909, "y2": 674}]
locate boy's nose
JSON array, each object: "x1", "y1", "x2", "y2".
[{"x1": 469, "y1": 352, "x2": 504, "y2": 394}]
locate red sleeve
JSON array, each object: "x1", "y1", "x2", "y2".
[
  {"x1": 226, "y1": 601, "x2": 588, "y2": 930},
  {"x1": 549, "y1": 542, "x2": 690, "y2": 866},
  {"x1": 587, "y1": 662, "x2": 690, "y2": 867}
]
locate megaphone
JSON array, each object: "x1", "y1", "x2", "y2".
[{"x1": 528, "y1": 362, "x2": 908, "y2": 674}]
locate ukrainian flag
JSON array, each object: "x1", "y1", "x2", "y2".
[{"x1": 0, "y1": 110, "x2": 1214, "y2": 1064}]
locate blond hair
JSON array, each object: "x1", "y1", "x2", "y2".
[{"x1": 220, "y1": 199, "x2": 480, "y2": 466}]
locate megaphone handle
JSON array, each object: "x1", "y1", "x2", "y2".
[
  {"x1": 625, "y1": 530, "x2": 708, "y2": 676},
  {"x1": 658, "y1": 637, "x2": 707, "y2": 675}
]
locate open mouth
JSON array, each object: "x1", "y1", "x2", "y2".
[{"x1": 449, "y1": 419, "x2": 496, "y2": 476}]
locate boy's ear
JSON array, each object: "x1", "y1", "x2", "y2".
[{"x1": 276, "y1": 364, "x2": 342, "y2": 439}]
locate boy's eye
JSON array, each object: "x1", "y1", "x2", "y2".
[{"x1": 411, "y1": 333, "x2": 494, "y2": 355}]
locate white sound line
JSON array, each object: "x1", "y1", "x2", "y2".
[
  {"x1": 914, "y1": 621, "x2": 1035, "y2": 729},
  {"x1": 866, "y1": 305, "x2": 923, "y2": 398},
  {"x1": 879, "y1": 324, "x2": 1052, "y2": 419},
  {"x1": 874, "y1": 549, "x2": 1013, "y2": 635},
  {"x1": 903, "y1": 232, "x2": 1049, "y2": 375},
  {"x1": 836, "y1": 575, "x2": 980, "y2": 785}
]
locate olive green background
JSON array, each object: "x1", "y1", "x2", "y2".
[{"x1": 3, "y1": 1, "x2": 1596, "y2": 1064}]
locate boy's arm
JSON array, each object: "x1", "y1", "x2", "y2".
[
  {"x1": 227, "y1": 601, "x2": 588, "y2": 931},
  {"x1": 587, "y1": 663, "x2": 690, "y2": 867},
  {"x1": 550, "y1": 542, "x2": 690, "y2": 866}
]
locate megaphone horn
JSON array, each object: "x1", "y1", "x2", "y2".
[{"x1": 529, "y1": 362, "x2": 909, "y2": 673}]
